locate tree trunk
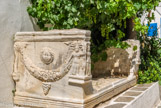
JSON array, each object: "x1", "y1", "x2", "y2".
[{"x1": 126, "y1": 18, "x2": 137, "y2": 39}]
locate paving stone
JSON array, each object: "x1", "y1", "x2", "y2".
[
  {"x1": 130, "y1": 87, "x2": 147, "y2": 91},
  {"x1": 114, "y1": 97, "x2": 134, "y2": 102},
  {"x1": 136, "y1": 83, "x2": 153, "y2": 88},
  {"x1": 123, "y1": 91, "x2": 142, "y2": 97},
  {"x1": 105, "y1": 104, "x2": 126, "y2": 108}
]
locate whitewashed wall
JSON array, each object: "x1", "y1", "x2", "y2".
[
  {"x1": 141, "y1": 3, "x2": 161, "y2": 38},
  {"x1": 0, "y1": 0, "x2": 39, "y2": 108}
]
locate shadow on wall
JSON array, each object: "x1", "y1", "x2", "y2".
[
  {"x1": 0, "y1": 0, "x2": 40, "y2": 108},
  {"x1": 20, "y1": 0, "x2": 40, "y2": 31},
  {"x1": 92, "y1": 47, "x2": 130, "y2": 78},
  {"x1": 92, "y1": 39, "x2": 140, "y2": 78}
]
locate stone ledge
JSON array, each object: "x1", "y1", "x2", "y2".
[
  {"x1": 15, "y1": 29, "x2": 91, "y2": 37},
  {"x1": 14, "y1": 77, "x2": 136, "y2": 108}
]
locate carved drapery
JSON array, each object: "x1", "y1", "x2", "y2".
[{"x1": 65, "y1": 41, "x2": 91, "y2": 76}]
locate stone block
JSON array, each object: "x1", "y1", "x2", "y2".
[
  {"x1": 13, "y1": 29, "x2": 93, "y2": 108},
  {"x1": 13, "y1": 29, "x2": 138, "y2": 108}
]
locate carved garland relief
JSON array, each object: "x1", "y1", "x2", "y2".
[{"x1": 13, "y1": 41, "x2": 91, "y2": 95}]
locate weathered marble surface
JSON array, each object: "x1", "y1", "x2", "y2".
[
  {"x1": 13, "y1": 29, "x2": 93, "y2": 107},
  {"x1": 13, "y1": 29, "x2": 137, "y2": 108},
  {"x1": 92, "y1": 39, "x2": 141, "y2": 79},
  {"x1": 0, "y1": 0, "x2": 39, "y2": 108},
  {"x1": 125, "y1": 39, "x2": 141, "y2": 79},
  {"x1": 92, "y1": 47, "x2": 130, "y2": 77}
]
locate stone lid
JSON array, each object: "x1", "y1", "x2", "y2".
[
  {"x1": 14, "y1": 29, "x2": 91, "y2": 42},
  {"x1": 15, "y1": 28, "x2": 91, "y2": 36}
]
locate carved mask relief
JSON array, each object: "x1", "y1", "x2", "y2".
[{"x1": 40, "y1": 47, "x2": 54, "y2": 65}]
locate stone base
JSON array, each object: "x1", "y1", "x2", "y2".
[
  {"x1": 14, "y1": 77, "x2": 136, "y2": 108},
  {"x1": 99, "y1": 82, "x2": 160, "y2": 108}
]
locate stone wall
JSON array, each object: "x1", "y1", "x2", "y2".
[{"x1": 0, "y1": 1, "x2": 39, "y2": 108}]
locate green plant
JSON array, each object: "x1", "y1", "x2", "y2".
[
  {"x1": 28, "y1": 0, "x2": 161, "y2": 70},
  {"x1": 138, "y1": 36, "x2": 161, "y2": 84},
  {"x1": 138, "y1": 59, "x2": 161, "y2": 84},
  {"x1": 28, "y1": 0, "x2": 160, "y2": 31}
]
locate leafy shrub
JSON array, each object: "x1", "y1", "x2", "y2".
[
  {"x1": 138, "y1": 36, "x2": 161, "y2": 84},
  {"x1": 138, "y1": 60, "x2": 161, "y2": 84},
  {"x1": 28, "y1": 0, "x2": 161, "y2": 75}
]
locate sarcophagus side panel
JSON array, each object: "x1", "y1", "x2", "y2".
[{"x1": 12, "y1": 29, "x2": 92, "y2": 107}]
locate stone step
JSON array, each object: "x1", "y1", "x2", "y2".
[
  {"x1": 157, "y1": 105, "x2": 161, "y2": 108},
  {"x1": 156, "y1": 100, "x2": 161, "y2": 108},
  {"x1": 96, "y1": 82, "x2": 160, "y2": 108}
]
